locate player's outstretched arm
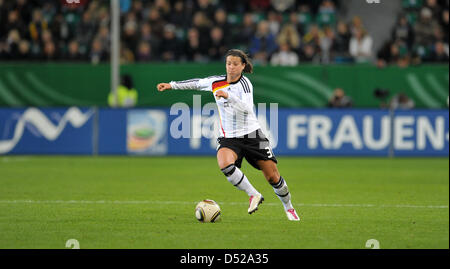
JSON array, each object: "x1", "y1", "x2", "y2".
[
  {"x1": 160, "y1": 78, "x2": 212, "y2": 92},
  {"x1": 157, "y1": 83, "x2": 172, "y2": 92}
]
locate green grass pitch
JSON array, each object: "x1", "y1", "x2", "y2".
[{"x1": 0, "y1": 156, "x2": 448, "y2": 249}]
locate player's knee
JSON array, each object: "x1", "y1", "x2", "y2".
[
  {"x1": 264, "y1": 170, "x2": 280, "y2": 185},
  {"x1": 217, "y1": 149, "x2": 237, "y2": 171},
  {"x1": 267, "y1": 176, "x2": 278, "y2": 185},
  {"x1": 221, "y1": 163, "x2": 236, "y2": 176},
  {"x1": 218, "y1": 158, "x2": 235, "y2": 170}
]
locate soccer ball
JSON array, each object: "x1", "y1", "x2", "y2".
[{"x1": 195, "y1": 199, "x2": 221, "y2": 223}]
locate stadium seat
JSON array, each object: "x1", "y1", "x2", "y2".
[
  {"x1": 227, "y1": 13, "x2": 242, "y2": 25},
  {"x1": 316, "y1": 12, "x2": 337, "y2": 27},
  {"x1": 298, "y1": 12, "x2": 313, "y2": 28},
  {"x1": 402, "y1": 0, "x2": 423, "y2": 10},
  {"x1": 406, "y1": 11, "x2": 418, "y2": 25}
]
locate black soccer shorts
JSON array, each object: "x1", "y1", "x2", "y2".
[{"x1": 217, "y1": 129, "x2": 278, "y2": 170}]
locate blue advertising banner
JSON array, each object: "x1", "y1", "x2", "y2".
[
  {"x1": 97, "y1": 108, "x2": 126, "y2": 155},
  {"x1": 392, "y1": 110, "x2": 449, "y2": 157},
  {"x1": 0, "y1": 107, "x2": 94, "y2": 155},
  {"x1": 163, "y1": 108, "x2": 449, "y2": 157},
  {"x1": 276, "y1": 109, "x2": 449, "y2": 156},
  {"x1": 0, "y1": 107, "x2": 448, "y2": 157}
]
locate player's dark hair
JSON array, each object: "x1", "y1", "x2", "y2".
[{"x1": 225, "y1": 49, "x2": 253, "y2": 74}]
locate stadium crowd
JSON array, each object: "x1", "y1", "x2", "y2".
[
  {"x1": 377, "y1": 0, "x2": 449, "y2": 67},
  {"x1": 0, "y1": 0, "x2": 448, "y2": 66}
]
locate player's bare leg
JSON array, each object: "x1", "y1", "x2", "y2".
[
  {"x1": 217, "y1": 148, "x2": 263, "y2": 214},
  {"x1": 258, "y1": 160, "x2": 300, "y2": 221}
]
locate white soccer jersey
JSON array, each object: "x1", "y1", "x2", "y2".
[{"x1": 169, "y1": 74, "x2": 261, "y2": 138}]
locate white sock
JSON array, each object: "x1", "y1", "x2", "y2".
[
  {"x1": 221, "y1": 164, "x2": 259, "y2": 197},
  {"x1": 271, "y1": 176, "x2": 293, "y2": 210}
]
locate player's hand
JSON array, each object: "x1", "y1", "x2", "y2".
[
  {"x1": 215, "y1": 90, "x2": 228, "y2": 99},
  {"x1": 157, "y1": 83, "x2": 171, "y2": 92}
]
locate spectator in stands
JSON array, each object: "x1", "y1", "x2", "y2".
[
  {"x1": 270, "y1": 42, "x2": 299, "y2": 66},
  {"x1": 302, "y1": 24, "x2": 323, "y2": 48},
  {"x1": 170, "y1": 1, "x2": 191, "y2": 29},
  {"x1": 42, "y1": 40, "x2": 59, "y2": 61},
  {"x1": 378, "y1": 40, "x2": 411, "y2": 68},
  {"x1": 154, "y1": 0, "x2": 171, "y2": 21},
  {"x1": 267, "y1": 10, "x2": 282, "y2": 36},
  {"x1": 208, "y1": 26, "x2": 227, "y2": 61},
  {"x1": 96, "y1": 6, "x2": 110, "y2": 29},
  {"x1": 120, "y1": 45, "x2": 135, "y2": 64},
  {"x1": 271, "y1": 0, "x2": 295, "y2": 12},
  {"x1": 5, "y1": 29, "x2": 21, "y2": 59},
  {"x1": 296, "y1": 4, "x2": 313, "y2": 36},
  {"x1": 277, "y1": 23, "x2": 301, "y2": 51},
  {"x1": 122, "y1": 14, "x2": 139, "y2": 53},
  {"x1": 235, "y1": 13, "x2": 256, "y2": 50},
  {"x1": 147, "y1": 7, "x2": 165, "y2": 39},
  {"x1": 11, "y1": 0, "x2": 33, "y2": 26},
  {"x1": 160, "y1": 24, "x2": 182, "y2": 62},
  {"x1": 136, "y1": 41, "x2": 153, "y2": 62},
  {"x1": 95, "y1": 26, "x2": 110, "y2": 54},
  {"x1": 389, "y1": 92, "x2": 415, "y2": 110},
  {"x1": 427, "y1": 41, "x2": 449, "y2": 62},
  {"x1": 441, "y1": 9, "x2": 449, "y2": 43},
  {"x1": 17, "y1": 39, "x2": 30, "y2": 60},
  {"x1": 287, "y1": 11, "x2": 302, "y2": 38},
  {"x1": 214, "y1": 8, "x2": 232, "y2": 47},
  {"x1": 333, "y1": 20, "x2": 351, "y2": 60},
  {"x1": 0, "y1": 39, "x2": 6, "y2": 60},
  {"x1": 130, "y1": 0, "x2": 144, "y2": 21},
  {"x1": 4, "y1": 10, "x2": 25, "y2": 37},
  {"x1": 377, "y1": 40, "x2": 409, "y2": 68},
  {"x1": 249, "y1": 20, "x2": 278, "y2": 65},
  {"x1": 318, "y1": 0, "x2": 337, "y2": 14},
  {"x1": 327, "y1": 88, "x2": 353, "y2": 108},
  {"x1": 191, "y1": 11, "x2": 213, "y2": 54},
  {"x1": 76, "y1": 11, "x2": 97, "y2": 50},
  {"x1": 90, "y1": 38, "x2": 108, "y2": 64},
  {"x1": 425, "y1": 0, "x2": 442, "y2": 19},
  {"x1": 5, "y1": 0, "x2": 444, "y2": 68},
  {"x1": 392, "y1": 14, "x2": 415, "y2": 50},
  {"x1": 41, "y1": 2, "x2": 56, "y2": 25},
  {"x1": 50, "y1": 14, "x2": 71, "y2": 47},
  {"x1": 414, "y1": 7, "x2": 441, "y2": 47},
  {"x1": 249, "y1": 0, "x2": 271, "y2": 12},
  {"x1": 28, "y1": 8, "x2": 47, "y2": 44},
  {"x1": 349, "y1": 27, "x2": 373, "y2": 63},
  {"x1": 319, "y1": 26, "x2": 335, "y2": 63},
  {"x1": 195, "y1": 0, "x2": 216, "y2": 20},
  {"x1": 40, "y1": 29, "x2": 54, "y2": 53},
  {"x1": 349, "y1": 16, "x2": 364, "y2": 36},
  {"x1": 299, "y1": 43, "x2": 320, "y2": 63},
  {"x1": 139, "y1": 22, "x2": 160, "y2": 57},
  {"x1": 66, "y1": 40, "x2": 85, "y2": 61},
  {"x1": 184, "y1": 27, "x2": 208, "y2": 62}
]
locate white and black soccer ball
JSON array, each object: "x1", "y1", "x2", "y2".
[{"x1": 195, "y1": 199, "x2": 221, "y2": 223}]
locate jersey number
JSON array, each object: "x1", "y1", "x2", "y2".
[{"x1": 265, "y1": 146, "x2": 274, "y2": 159}]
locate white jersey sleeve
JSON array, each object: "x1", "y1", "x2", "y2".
[{"x1": 169, "y1": 75, "x2": 226, "y2": 92}]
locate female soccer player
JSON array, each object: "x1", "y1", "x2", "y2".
[{"x1": 157, "y1": 49, "x2": 300, "y2": 221}]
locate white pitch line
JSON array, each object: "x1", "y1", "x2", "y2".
[{"x1": 0, "y1": 200, "x2": 447, "y2": 209}]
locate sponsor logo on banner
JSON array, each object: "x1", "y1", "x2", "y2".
[
  {"x1": 0, "y1": 107, "x2": 93, "y2": 154},
  {"x1": 127, "y1": 110, "x2": 168, "y2": 155}
]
